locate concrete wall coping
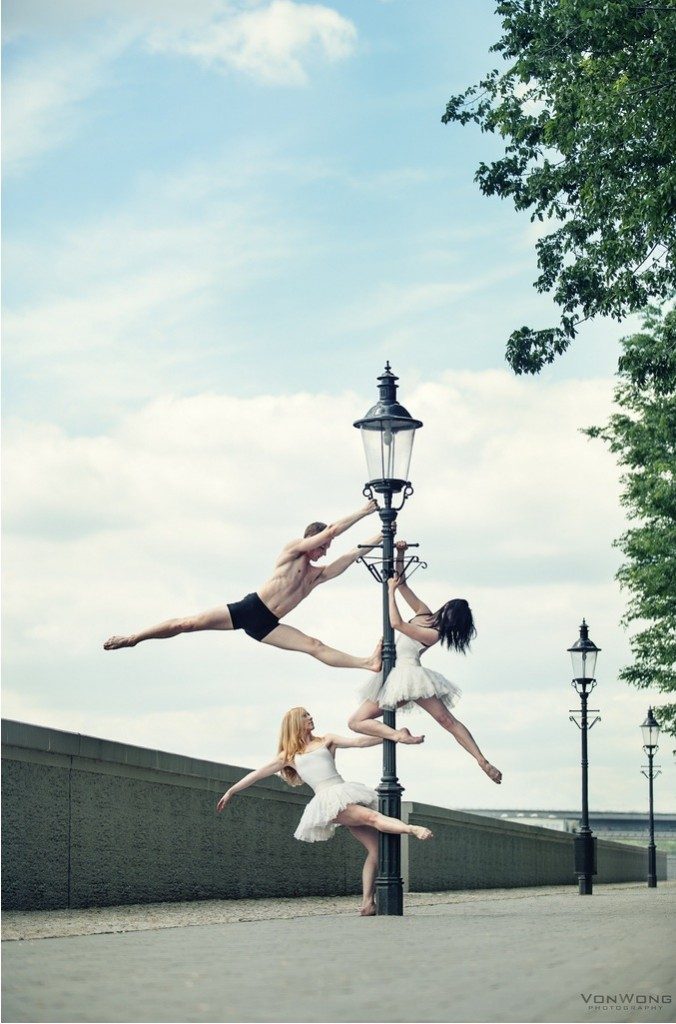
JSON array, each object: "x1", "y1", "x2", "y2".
[
  {"x1": 404, "y1": 801, "x2": 654, "y2": 856},
  {"x1": 2, "y1": 719, "x2": 655, "y2": 858},
  {"x1": 1, "y1": 718, "x2": 300, "y2": 796}
]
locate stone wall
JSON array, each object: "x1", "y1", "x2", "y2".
[
  {"x1": 2, "y1": 719, "x2": 666, "y2": 911},
  {"x1": 1, "y1": 720, "x2": 364, "y2": 911},
  {"x1": 402, "y1": 803, "x2": 662, "y2": 891}
]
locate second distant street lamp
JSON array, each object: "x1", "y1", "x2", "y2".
[
  {"x1": 568, "y1": 619, "x2": 601, "y2": 895},
  {"x1": 354, "y1": 363, "x2": 422, "y2": 916},
  {"x1": 641, "y1": 707, "x2": 662, "y2": 888}
]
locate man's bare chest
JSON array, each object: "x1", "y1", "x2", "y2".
[{"x1": 284, "y1": 561, "x2": 322, "y2": 593}]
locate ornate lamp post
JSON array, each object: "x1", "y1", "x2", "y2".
[
  {"x1": 641, "y1": 707, "x2": 661, "y2": 888},
  {"x1": 567, "y1": 619, "x2": 601, "y2": 895},
  {"x1": 354, "y1": 363, "x2": 422, "y2": 916}
]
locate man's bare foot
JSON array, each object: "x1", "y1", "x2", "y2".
[
  {"x1": 103, "y1": 636, "x2": 138, "y2": 650},
  {"x1": 410, "y1": 825, "x2": 434, "y2": 840},
  {"x1": 365, "y1": 638, "x2": 383, "y2": 673},
  {"x1": 396, "y1": 728, "x2": 425, "y2": 745},
  {"x1": 479, "y1": 758, "x2": 502, "y2": 784},
  {"x1": 359, "y1": 900, "x2": 376, "y2": 917}
]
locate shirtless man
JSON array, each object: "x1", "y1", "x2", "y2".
[{"x1": 104, "y1": 500, "x2": 382, "y2": 671}]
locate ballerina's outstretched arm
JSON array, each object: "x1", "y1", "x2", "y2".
[
  {"x1": 323, "y1": 733, "x2": 382, "y2": 750},
  {"x1": 216, "y1": 756, "x2": 285, "y2": 812},
  {"x1": 394, "y1": 541, "x2": 432, "y2": 616},
  {"x1": 388, "y1": 577, "x2": 438, "y2": 646}
]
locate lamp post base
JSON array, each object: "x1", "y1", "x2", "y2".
[
  {"x1": 647, "y1": 844, "x2": 657, "y2": 888},
  {"x1": 574, "y1": 831, "x2": 597, "y2": 896},
  {"x1": 376, "y1": 758, "x2": 404, "y2": 917},
  {"x1": 375, "y1": 879, "x2": 404, "y2": 916}
]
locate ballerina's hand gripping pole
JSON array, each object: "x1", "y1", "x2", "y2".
[
  {"x1": 216, "y1": 708, "x2": 433, "y2": 918},
  {"x1": 349, "y1": 540, "x2": 503, "y2": 785}
]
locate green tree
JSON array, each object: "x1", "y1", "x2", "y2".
[
  {"x1": 443, "y1": 0, "x2": 676, "y2": 374},
  {"x1": 585, "y1": 307, "x2": 676, "y2": 735}
]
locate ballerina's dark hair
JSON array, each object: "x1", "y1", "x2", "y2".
[{"x1": 431, "y1": 598, "x2": 476, "y2": 653}]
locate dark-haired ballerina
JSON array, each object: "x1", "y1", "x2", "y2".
[
  {"x1": 349, "y1": 541, "x2": 502, "y2": 783},
  {"x1": 104, "y1": 500, "x2": 383, "y2": 671}
]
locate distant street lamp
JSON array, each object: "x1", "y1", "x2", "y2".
[
  {"x1": 641, "y1": 707, "x2": 662, "y2": 888},
  {"x1": 568, "y1": 619, "x2": 601, "y2": 895},
  {"x1": 354, "y1": 362, "x2": 422, "y2": 916}
]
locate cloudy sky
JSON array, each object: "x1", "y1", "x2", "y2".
[{"x1": 4, "y1": 0, "x2": 671, "y2": 814}]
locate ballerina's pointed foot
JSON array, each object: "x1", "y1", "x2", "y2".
[
  {"x1": 410, "y1": 825, "x2": 434, "y2": 840},
  {"x1": 359, "y1": 900, "x2": 376, "y2": 917},
  {"x1": 103, "y1": 635, "x2": 137, "y2": 650},
  {"x1": 366, "y1": 638, "x2": 383, "y2": 673},
  {"x1": 396, "y1": 728, "x2": 425, "y2": 745},
  {"x1": 479, "y1": 759, "x2": 502, "y2": 784}
]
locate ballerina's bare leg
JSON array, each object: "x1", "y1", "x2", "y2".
[
  {"x1": 347, "y1": 825, "x2": 379, "y2": 915},
  {"x1": 335, "y1": 803, "x2": 433, "y2": 840},
  {"x1": 415, "y1": 696, "x2": 502, "y2": 784},
  {"x1": 348, "y1": 700, "x2": 425, "y2": 744},
  {"x1": 104, "y1": 613, "x2": 382, "y2": 671},
  {"x1": 349, "y1": 697, "x2": 502, "y2": 782}
]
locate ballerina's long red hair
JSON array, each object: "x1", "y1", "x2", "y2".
[{"x1": 277, "y1": 706, "x2": 322, "y2": 787}]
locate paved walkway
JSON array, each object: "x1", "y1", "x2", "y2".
[{"x1": 3, "y1": 883, "x2": 675, "y2": 1023}]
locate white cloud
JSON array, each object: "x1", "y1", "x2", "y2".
[
  {"x1": 3, "y1": 1, "x2": 358, "y2": 173},
  {"x1": 4, "y1": 371, "x2": 668, "y2": 811},
  {"x1": 146, "y1": 1, "x2": 357, "y2": 86}
]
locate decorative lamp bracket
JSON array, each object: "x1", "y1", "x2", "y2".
[
  {"x1": 571, "y1": 678, "x2": 597, "y2": 695},
  {"x1": 568, "y1": 711, "x2": 601, "y2": 730},
  {"x1": 357, "y1": 549, "x2": 427, "y2": 585},
  {"x1": 362, "y1": 482, "x2": 414, "y2": 512}
]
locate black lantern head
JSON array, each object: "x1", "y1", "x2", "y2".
[
  {"x1": 567, "y1": 619, "x2": 601, "y2": 682},
  {"x1": 641, "y1": 707, "x2": 660, "y2": 750},
  {"x1": 353, "y1": 363, "x2": 423, "y2": 493}
]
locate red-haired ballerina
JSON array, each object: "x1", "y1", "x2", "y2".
[{"x1": 216, "y1": 706, "x2": 433, "y2": 917}]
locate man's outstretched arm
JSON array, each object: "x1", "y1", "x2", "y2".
[
  {"x1": 282, "y1": 500, "x2": 378, "y2": 558},
  {"x1": 316, "y1": 533, "x2": 382, "y2": 583}
]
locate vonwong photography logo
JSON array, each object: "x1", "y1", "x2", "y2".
[{"x1": 582, "y1": 993, "x2": 673, "y2": 1012}]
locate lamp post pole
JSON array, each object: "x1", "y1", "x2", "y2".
[
  {"x1": 641, "y1": 707, "x2": 661, "y2": 888},
  {"x1": 354, "y1": 363, "x2": 422, "y2": 916},
  {"x1": 567, "y1": 619, "x2": 601, "y2": 895},
  {"x1": 647, "y1": 748, "x2": 657, "y2": 888},
  {"x1": 377, "y1": 489, "x2": 403, "y2": 915},
  {"x1": 576, "y1": 679, "x2": 595, "y2": 895}
]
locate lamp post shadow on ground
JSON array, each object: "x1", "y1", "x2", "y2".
[
  {"x1": 353, "y1": 363, "x2": 422, "y2": 916},
  {"x1": 568, "y1": 619, "x2": 601, "y2": 895},
  {"x1": 641, "y1": 707, "x2": 662, "y2": 888}
]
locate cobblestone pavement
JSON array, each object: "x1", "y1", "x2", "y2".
[
  {"x1": 3, "y1": 883, "x2": 675, "y2": 1023},
  {"x1": 1, "y1": 881, "x2": 662, "y2": 942}
]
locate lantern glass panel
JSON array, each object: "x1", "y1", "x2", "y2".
[
  {"x1": 641, "y1": 718, "x2": 660, "y2": 748},
  {"x1": 360, "y1": 419, "x2": 416, "y2": 483},
  {"x1": 570, "y1": 648, "x2": 597, "y2": 680}
]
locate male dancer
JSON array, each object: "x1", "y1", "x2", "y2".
[{"x1": 104, "y1": 500, "x2": 382, "y2": 670}]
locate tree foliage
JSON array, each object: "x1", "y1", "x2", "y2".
[
  {"x1": 443, "y1": 1, "x2": 676, "y2": 373},
  {"x1": 585, "y1": 307, "x2": 676, "y2": 734}
]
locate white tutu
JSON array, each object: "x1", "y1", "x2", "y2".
[
  {"x1": 294, "y1": 779, "x2": 378, "y2": 843},
  {"x1": 359, "y1": 662, "x2": 462, "y2": 713}
]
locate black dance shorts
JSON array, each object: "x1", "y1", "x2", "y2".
[{"x1": 227, "y1": 592, "x2": 279, "y2": 642}]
